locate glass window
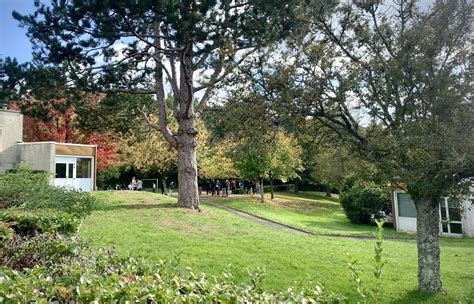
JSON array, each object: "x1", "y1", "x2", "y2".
[
  {"x1": 450, "y1": 223, "x2": 462, "y2": 234},
  {"x1": 440, "y1": 205, "x2": 447, "y2": 220},
  {"x1": 68, "y1": 163, "x2": 74, "y2": 178},
  {"x1": 442, "y1": 223, "x2": 448, "y2": 233},
  {"x1": 55, "y1": 163, "x2": 66, "y2": 178},
  {"x1": 448, "y1": 199, "x2": 462, "y2": 221},
  {"x1": 397, "y1": 193, "x2": 417, "y2": 218},
  {"x1": 76, "y1": 158, "x2": 91, "y2": 178}
]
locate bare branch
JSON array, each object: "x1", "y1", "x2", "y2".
[{"x1": 153, "y1": 21, "x2": 178, "y2": 148}]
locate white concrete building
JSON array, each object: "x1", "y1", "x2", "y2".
[
  {"x1": 0, "y1": 110, "x2": 97, "y2": 192},
  {"x1": 392, "y1": 188, "x2": 474, "y2": 237}
]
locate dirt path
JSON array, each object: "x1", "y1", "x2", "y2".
[{"x1": 202, "y1": 200, "x2": 415, "y2": 241}]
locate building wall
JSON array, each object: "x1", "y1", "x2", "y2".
[
  {"x1": 18, "y1": 142, "x2": 55, "y2": 174},
  {"x1": 393, "y1": 189, "x2": 474, "y2": 237},
  {"x1": 0, "y1": 110, "x2": 23, "y2": 171},
  {"x1": 462, "y1": 196, "x2": 474, "y2": 237}
]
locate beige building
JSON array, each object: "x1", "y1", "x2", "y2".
[{"x1": 0, "y1": 109, "x2": 97, "y2": 191}]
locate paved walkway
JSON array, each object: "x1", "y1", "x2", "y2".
[
  {"x1": 202, "y1": 200, "x2": 415, "y2": 241},
  {"x1": 204, "y1": 201, "x2": 308, "y2": 235}
]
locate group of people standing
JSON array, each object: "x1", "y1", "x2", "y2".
[
  {"x1": 204, "y1": 179, "x2": 258, "y2": 197},
  {"x1": 127, "y1": 177, "x2": 143, "y2": 191},
  {"x1": 205, "y1": 179, "x2": 233, "y2": 197}
]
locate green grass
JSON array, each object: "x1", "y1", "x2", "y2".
[
  {"x1": 80, "y1": 191, "x2": 474, "y2": 303},
  {"x1": 212, "y1": 191, "x2": 413, "y2": 238}
]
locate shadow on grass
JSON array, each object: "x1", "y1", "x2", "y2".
[
  {"x1": 391, "y1": 289, "x2": 442, "y2": 304},
  {"x1": 98, "y1": 203, "x2": 177, "y2": 211},
  {"x1": 275, "y1": 191, "x2": 340, "y2": 203}
]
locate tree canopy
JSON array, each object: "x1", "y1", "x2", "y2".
[
  {"x1": 260, "y1": 0, "x2": 473, "y2": 292},
  {"x1": 10, "y1": 0, "x2": 297, "y2": 209}
]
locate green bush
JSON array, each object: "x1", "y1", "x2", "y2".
[
  {"x1": 0, "y1": 209, "x2": 80, "y2": 236},
  {"x1": 0, "y1": 168, "x2": 49, "y2": 208},
  {"x1": 0, "y1": 167, "x2": 97, "y2": 216},
  {"x1": 0, "y1": 245, "x2": 346, "y2": 303},
  {"x1": 340, "y1": 182, "x2": 390, "y2": 224},
  {"x1": 0, "y1": 234, "x2": 81, "y2": 270},
  {"x1": 233, "y1": 188, "x2": 246, "y2": 194}
]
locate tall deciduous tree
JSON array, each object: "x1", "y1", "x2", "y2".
[
  {"x1": 232, "y1": 130, "x2": 303, "y2": 202},
  {"x1": 13, "y1": 0, "x2": 295, "y2": 209},
  {"x1": 279, "y1": 0, "x2": 473, "y2": 293}
]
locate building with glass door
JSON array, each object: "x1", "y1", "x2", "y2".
[
  {"x1": 0, "y1": 109, "x2": 96, "y2": 192},
  {"x1": 392, "y1": 189, "x2": 474, "y2": 237}
]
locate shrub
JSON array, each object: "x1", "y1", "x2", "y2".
[
  {"x1": 0, "y1": 167, "x2": 97, "y2": 216},
  {"x1": 340, "y1": 182, "x2": 390, "y2": 224},
  {"x1": 233, "y1": 188, "x2": 246, "y2": 194},
  {"x1": 0, "y1": 167, "x2": 49, "y2": 208},
  {"x1": 0, "y1": 242, "x2": 347, "y2": 303},
  {"x1": 0, "y1": 234, "x2": 81, "y2": 270},
  {"x1": 0, "y1": 209, "x2": 81, "y2": 236}
]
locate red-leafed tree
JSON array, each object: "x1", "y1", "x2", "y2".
[
  {"x1": 12, "y1": 99, "x2": 120, "y2": 171},
  {"x1": 83, "y1": 132, "x2": 119, "y2": 171}
]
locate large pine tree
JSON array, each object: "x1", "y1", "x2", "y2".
[{"x1": 13, "y1": 0, "x2": 295, "y2": 208}]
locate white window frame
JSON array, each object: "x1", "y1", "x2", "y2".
[{"x1": 438, "y1": 197, "x2": 463, "y2": 236}]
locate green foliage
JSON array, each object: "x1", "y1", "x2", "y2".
[
  {"x1": 340, "y1": 182, "x2": 390, "y2": 225},
  {"x1": 233, "y1": 188, "x2": 246, "y2": 195},
  {"x1": 0, "y1": 233, "x2": 81, "y2": 271},
  {"x1": 0, "y1": 167, "x2": 97, "y2": 216},
  {"x1": 0, "y1": 222, "x2": 15, "y2": 241},
  {"x1": 0, "y1": 167, "x2": 49, "y2": 208},
  {"x1": 0, "y1": 243, "x2": 346, "y2": 303},
  {"x1": 233, "y1": 130, "x2": 303, "y2": 182},
  {"x1": 0, "y1": 209, "x2": 80, "y2": 236},
  {"x1": 348, "y1": 221, "x2": 386, "y2": 304}
]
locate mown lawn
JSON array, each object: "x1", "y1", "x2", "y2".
[
  {"x1": 80, "y1": 191, "x2": 474, "y2": 303},
  {"x1": 212, "y1": 191, "x2": 412, "y2": 238}
]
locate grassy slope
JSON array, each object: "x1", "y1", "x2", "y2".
[
  {"x1": 80, "y1": 191, "x2": 474, "y2": 303},
  {"x1": 213, "y1": 191, "x2": 413, "y2": 238}
]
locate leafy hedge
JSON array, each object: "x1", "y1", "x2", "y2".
[
  {"x1": 0, "y1": 167, "x2": 97, "y2": 216},
  {"x1": 340, "y1": 182, "x2": 391, "y2": 224},
  {"x1": 0, "y1": 234, "x2": 81, "y2": 270},
  {"x1": 0, "y1": 209, "x2": 81, "y2": 236},
  {"x1": 0, "y1": 241, "x2": 346, "y2": 303}
]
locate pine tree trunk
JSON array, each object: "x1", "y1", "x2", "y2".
[
  {"x1": 176, "y1": 117, "x2": 199, "y2": 209},
  {"x1": 270, "y1": 178, "x2": 274, "y2": 199},
  {"x1": 416, "y1": 197, "x2": 442, "y2": 293}
]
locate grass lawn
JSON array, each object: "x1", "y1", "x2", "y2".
[
  {"x1": 212, "y1": 191, "x2": 413, "y2": 238},
  {"x1": 80, "y1": 191, "x2": 474, "y2": 303}
]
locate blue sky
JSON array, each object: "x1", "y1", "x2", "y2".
[{"x1": 0, "y1": 0, "x2": 38, "y2": 63}]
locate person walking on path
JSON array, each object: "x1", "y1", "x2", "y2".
[
  {"x1": 137, "y1": 179, "x2": 143, "y2": 191},
  {"x1": 230, "y1": 180, "x2": 236, "y2": 194},
  {"x1": 206, "y1": 180, "x2": 212, "y2": 195},
  {"x1": 223, "y1": 180, "x2": 230, "y2": 197},
  {"x1": 215, "y1": 179, "x2": 221, "y2": 196}
]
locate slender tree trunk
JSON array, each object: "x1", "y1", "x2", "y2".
[
  {"x1": 176, "y1": 117, "x2": 199, "y2": 209},
  {"x1": 270, "y1": 178, "x2": 274, "y2": 199},
  {"x1": 325, "y1": 185, "x2": 331, "y2": 197},
  {"x1": 416, "y1": 197, "x2": 442, "y2": 293},
  {"x1": 294, "y1": 179, "x2": 299, "y2": 193},
  {"x1": 259, "y1": 177, "x2": 264, "y2": 203},
  {"x1": 161, "y1": 177, "x2": 167, "y2": 195}
]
